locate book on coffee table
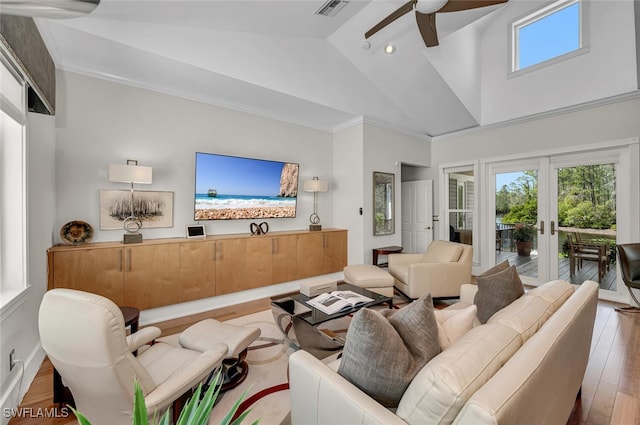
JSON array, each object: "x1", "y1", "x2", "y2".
[{"x1": 307, "y1": 290, "x2": 374, "y2": 315}]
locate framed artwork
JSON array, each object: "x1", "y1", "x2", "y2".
[{"x1": 100, "y1": 190, "x2": 174, "y2": 230}]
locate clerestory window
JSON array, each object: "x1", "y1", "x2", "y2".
[{"x1": 512, "y1": 0, "x2": 583, "y2": 72}]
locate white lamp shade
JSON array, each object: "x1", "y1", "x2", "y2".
[
  {"x1": 303, "y1": 179, "x2": 329, "y2": 193},
  {"x1": 109, "y1": 164, "x2": 152, "y2": 184}
]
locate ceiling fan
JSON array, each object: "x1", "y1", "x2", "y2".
[{"x1": 365, "y1": 0, "x2": 509, "y2": 48}]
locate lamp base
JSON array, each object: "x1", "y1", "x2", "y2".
[
  {"x1": 309, "y1": 224, "x2": 322, "y2": 232},
  {"x1": 123, "y1": 233, "x2": 143, "y2": 244}
]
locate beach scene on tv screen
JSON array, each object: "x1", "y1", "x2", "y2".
[{"x1": 194, "y1": 152, "x2": 299, "y2": 220}]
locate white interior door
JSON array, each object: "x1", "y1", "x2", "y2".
[{"x1": 401, "y1": 180, "x2": 433, "y2": 254}]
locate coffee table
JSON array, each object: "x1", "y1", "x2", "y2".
[{"x1": 271, "y1": 282, "x2": 392, "y2": 359}]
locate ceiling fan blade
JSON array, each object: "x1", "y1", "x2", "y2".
[
  {"x1": 438, "y1": 0, "x2": 508, "y2": 14},
  {"x1": 415, "y1": 11, "x2": 439, "y2": 47},
  {"x1": 365, "y1": 0, "x2": 416, "y2": 39}
]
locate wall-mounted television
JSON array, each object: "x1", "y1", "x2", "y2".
[{"x1": 194, "y1": 152, "x2": 299, "y2": 220}]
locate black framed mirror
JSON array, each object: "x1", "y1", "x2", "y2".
[{"x1": 373, "y1": 172, "x2": 394, "y2": 236}]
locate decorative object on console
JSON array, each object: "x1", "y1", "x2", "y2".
[
  {"x1": 186, "y1": 224, "x2": 206, "y2": 239},
  {"x1": 250, "y1": 222, "x2": 269, "y2": 235},
  {"x1": 60, "y1": 220, "x2": 93, "y2": 245},
  {"x1": 108, "y1": 160, "x2": 152, "y2": 244},
  {"x1": 303, "y1": 176, "x2": 329, "y2": 231}
]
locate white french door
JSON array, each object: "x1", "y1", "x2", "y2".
[{"x1": 486, "y1": 144, "x2": 637, "y2": 302}]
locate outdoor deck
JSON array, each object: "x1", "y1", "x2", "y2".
[{"x1": 496, "y1": 251, "x2": 617, "y2": 291}]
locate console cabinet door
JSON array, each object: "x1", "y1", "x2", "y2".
[
  {"x1": 246, "y1": 237, "x2": 273, "y2": 290},
  {"x1": 323, "y1": 230, "x2": 348, "y2": 273},
  {"x1": 296, "y1": 233, "x2": 325, "y2": 278},
  {"x1": 296, "y1": 231, "x2": 348, "y2": 278},
  {"x1": 124, "y1": 244, "x2": 180, "y2": 309},
  {"x1": 271, "y1": 235, "x2": 297, "y2": 283},
  {"x1": 215, "y1": 239, "x2": 247, "y2": 295},
  {"x1": 179, "y1": 241, "x2": 215, "y2": 302},
  {"x1": 50, "y1": 248, "x2": 124, "y2": 305}
]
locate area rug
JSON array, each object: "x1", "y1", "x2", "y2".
[
  {"x1": 205, "y1": 309, "x2": 292, "y2": 425},
  {"x1": 207, "y1": 291, "x2": 415, "y2": 425}
]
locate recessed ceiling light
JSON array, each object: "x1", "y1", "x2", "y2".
[{"x1": 384, "y1": 43, "x2": 396, "y2": 55}]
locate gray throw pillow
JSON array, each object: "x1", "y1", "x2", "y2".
[
  {"x1": 337, "y1": 293, "x2": 440, "y2": 407},
  {"x1": 474, "y1": 265, "x2": 524, "y2": 324},
  {"x1": 479, "y1": 259, "x2": 510, "y2": 276}
]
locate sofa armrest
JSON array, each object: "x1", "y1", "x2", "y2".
[
  {"x1": 289, "y1": 350, "x2": 405, "y2": 425},
  {"x1": 126, "y1": 327, "x2": 162, "y2": 353}
]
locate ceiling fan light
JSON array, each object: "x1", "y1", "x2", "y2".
[{"x1": 415, "y1": 0, "x2": 449, "y2": 14}]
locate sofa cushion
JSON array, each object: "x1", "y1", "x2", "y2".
[
  {"x1": 434, "y1": 305, "x2": 477, "y2": 349},
  {"x1": 487, "y1": 279, "x2": 575, "y2": 343},
  {"x1": 337, "y1": 293, "x2": 440, "y2": 407},
  {"x1": 396, "y1": 323, "x2": 522, "y2": 425},
  {"x1": 526, "y1": 279, "x2": 575, "y2": 313},
  {"x1": 421, "y1": 241, "x2": 463, "y2": 263},
  {"x1": 474, "y1": 265, "x2": 525, "y2": 324}
]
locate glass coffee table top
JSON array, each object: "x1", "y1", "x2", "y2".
[{"x1": 271, "y1": 282, "x2": 392, "y2": 326}]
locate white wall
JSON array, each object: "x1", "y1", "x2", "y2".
[
  {"x1": 481, "y1": 0, "x2": 638, "y2": 125},
  {"x1": 1, "y1": 113, "x2": 55, "y2": 424},
  {"x1": 362, "y1": 123, "x2": 430, "y2": 263},
  {"x1": 54, "y1": 70, "x2": 335, "y2": 244},
  {"x1": 333, "y1": 123, "x2": 365, "y2": 264}
]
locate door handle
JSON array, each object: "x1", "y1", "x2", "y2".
[
  {"x1": 551, "y1": 220, "x2": 556, "y2": 235},
  {"x1": 425, "y1": 226, "x2": 432, "y2": 230},
  {"x1": 539, "y1": 221, "x2": 544, "y2": 235}
]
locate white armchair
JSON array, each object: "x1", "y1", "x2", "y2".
[
  {"x1": 39, "y1": 289, "x2": 228, "y2": 425},
  {"x1": 388, "y1": 240, "x2": 472, "y2": 299}
]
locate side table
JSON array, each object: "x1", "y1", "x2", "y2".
[
  {"x1": 53, "y1": 306, "x2": 140, "y2": 405},
  {"x1": 372, "y1": 245, "x2": 403, "y2": 267}
]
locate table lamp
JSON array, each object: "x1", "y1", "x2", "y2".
[
  {"x1": 303, "y1": 176, "x2": 329, "y2": 231},
  {"x1": 109, "y1": 160, "x2": 152, "y2": 243}
]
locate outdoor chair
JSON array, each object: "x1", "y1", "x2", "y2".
[{"x1": 567, "y1": 232, "x2": 609, "y2": 282}]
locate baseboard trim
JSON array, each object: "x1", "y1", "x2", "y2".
[{"x1": 0, "y1": 345, "x2": 46, "y2": 425}]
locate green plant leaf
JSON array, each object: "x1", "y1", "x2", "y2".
[
  {"x1": 221, "y1": 386, "x2": 252, "y2": 425},
  {"x1": 133, "y1": 380, "x2": 149, "y2": 425},
  {"x1": 68, "y1": 405, "x2": 93, "y2": 425}
]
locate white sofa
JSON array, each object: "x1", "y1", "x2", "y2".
[{"x1": 289, "y1": 279, "x2": 599, "y2": 425}]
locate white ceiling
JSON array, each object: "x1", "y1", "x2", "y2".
[{"x1": 34, "y1": 0, "x2": 527, "y2": 136}]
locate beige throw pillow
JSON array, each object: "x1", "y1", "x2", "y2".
[
  {"x1": 421, "y1": 241, "x2": 463, "y2": 263},
  {"x1": 434, "y1": 305, "x2": 478, "y2": 349},
  {"x1": 337, "y1": 293, "x2": 441, "y2": 407}
]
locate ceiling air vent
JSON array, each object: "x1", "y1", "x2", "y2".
[{"x1": 315, "y1": 0, "x2": 348, "y2": 17}]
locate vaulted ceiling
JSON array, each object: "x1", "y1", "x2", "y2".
[{"x1": 30, "y1": 0, "x2": 639, "y2": 137}]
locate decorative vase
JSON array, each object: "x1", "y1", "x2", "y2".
[{"x1": 516, "y1": 240, "x2": 532, "y2": 256}]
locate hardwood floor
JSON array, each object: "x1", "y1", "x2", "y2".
[{"x1": 7, "y1": 295, "x2": 640, "y2": 425}]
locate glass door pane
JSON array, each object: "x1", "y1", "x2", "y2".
[
  {"x1": 447, "y1": 172, "x2": 474, "y2": 246},
  {"x1": 495, "y1": 170, "x2": 539, "y2": 279},
  {"x1": 555, "y1": 163, "x2": 617, "y2": 289}
]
